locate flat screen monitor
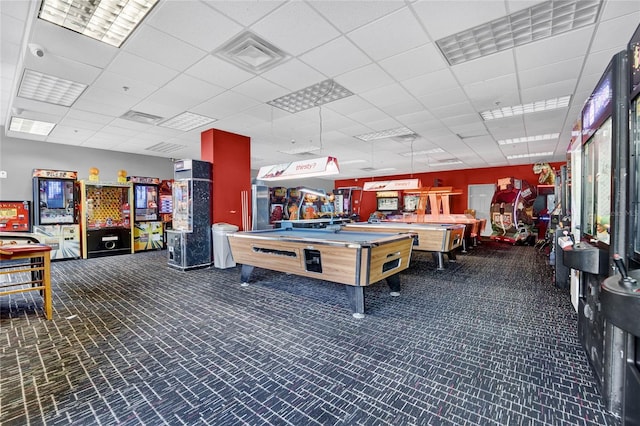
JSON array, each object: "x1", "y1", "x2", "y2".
[
  {"x1": 38, "y1": 179, "x2": 75, "y2": 224},
  {"x1": 134, "y1": 184, "x2": 158, "y2": 222}
]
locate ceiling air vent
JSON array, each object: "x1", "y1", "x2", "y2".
[
  {"x1": 121, "y1": 110, "x2": 164, "y2": 125},
  {"x1": 215, "y1": 31, "x2": 288, "y2": 73},
  {"x1": 145, "y1": 142, "x2": 186, "y2": 153}
]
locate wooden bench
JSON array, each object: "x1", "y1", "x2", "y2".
[{"x1": 0, "y1": 244, "x2": 53, "y2": 320}]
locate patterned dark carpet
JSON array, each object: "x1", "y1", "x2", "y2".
[{"x1": 1, "y1": 241, "x2": 619, "y2": 425}]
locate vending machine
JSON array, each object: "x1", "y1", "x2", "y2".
[
  {"x1": 166, "y1": 159, "x2": 212, "y2": 270},
  {"x1": 32, "y1": 169, "x2": 80, "y2": 259},
  {"x1": 79, "y1": 180, "x2": 134, "y2": 258},
  {"x1": 0, "y1": 200, "x2": 31, "y2": 232},
  {"x1": 127, "y1": 176, "x2": 163, "y2": 252},
  {"x1": 159, "y1": 179, "x2": 173, "y2": 248}
]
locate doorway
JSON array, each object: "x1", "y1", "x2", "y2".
[{"x1": 468, "y1": 184, "x2": 496, "y2": 236}]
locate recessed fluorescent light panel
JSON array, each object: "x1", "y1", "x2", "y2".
[
  {"x1": 159, "y1": 112, "x2": 217, "y2": 131},
  {"x1": 498, "y1": 133, "x2": 560, "y2": 145},
  {"x1": 355, "y1": 127, "x2": 416, "y2": 142},
  {"x1": 436, "y1": 0, "x2": 600, "y2": 65},
  {"x1": 18, "y1": 69, "x2": 87, "y2": 107},
  {"x1": 9, "y1": 117, "x2": 56, "y2": 136},
  {"x1": 428, "y1": 160, "x2": 463, "y2": 167},
  {"x1": 38, "y1": 0, "x2": 158, "y2": 48},
  {"x1": 507, "y1": 151, "x2": 554, "y2": 159},
  {"x1": 268, "y1": 79, "x2": 354, "y2": 113},
  {"x1": 145, "y1": 142, "x2": 187, "y2": 153},
  {"x1": 339, "y1": 159, "x2": 368, "y2": 165},
  {"x1": 399, "y1": 148, "x2": 445, "y2": 157},
  {"x1": 278, "y1": 145, "x2": 322, "y2": 155},
  {"x1": 481, "y1": 96, "x2": 571, "y2": 121}
]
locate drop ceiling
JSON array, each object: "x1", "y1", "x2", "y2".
[{"x1": 1, "y1": 0, "x2": 639, "y2": 179}]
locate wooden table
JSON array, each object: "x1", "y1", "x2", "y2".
[
  {"x1": 0, "y1": 244, "x2": 53, "y2": 320},
  {"x1": 227, "y1": 228, "x2": 414, "y2": 318}
]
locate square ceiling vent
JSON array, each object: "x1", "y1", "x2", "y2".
[{"x1": 214, "y1": 31, "x2": 289, "y2": 73}]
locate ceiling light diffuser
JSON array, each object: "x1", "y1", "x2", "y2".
[
  {"x1": 436, "y1": 0, "x2": 600, "y2": 65},
  {"x1": 428, "y1": 160, "x2": 463, "y2": 167},
  {"x1": 481, "y1": 96, "x2": 571, "y2": 120},
  {"x1": 9, "y1": 117, "x2": 56, "y2": 136},
  {"x1": 159, "y1": 112, "x2": 217, "y2": 131},
  {"x1": 18, "y1": 69, "x2": 87, "y2": 107},
  {"x1": 38, "y1": 0, "x2": 158, "y2": 48},
  {"x1": 278, "y1": 145, "x2": 322, "y2": 155},
  {"x1": 507, "y1": 151, "x2": 554, "y2": 159},
  {"x1": 355, "y1": 127, "x2": 416, "y2": 142},
  {"x1": 268, "y1": 79, "x2": 354, "y2": 114},
  {"x1": 498, "y1": 133, "x2": 560, "y2": 145},
  {"x1": 399, "y1": 148, "x2": 445, "y2": 156}
]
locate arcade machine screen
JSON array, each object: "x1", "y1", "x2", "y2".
[
  {"x1": 581, "y1": 60, "x2": 613, "y2": 247},
  {"x1": 38, "y1": 179, "x2": 75, "y2": 224},
  {"x1": 0, "y1": 201, "x2": 31, "y2": 231},
  {"x1": 134, "y1": 184, "x2": 158, "y2": 222},
  {"x1": 631, "y1": 26, "x2": 640, "y2": 262}
]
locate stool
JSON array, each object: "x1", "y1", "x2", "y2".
[{"x1": 0, "y1": 244, "x2": 53, "y2": 320}]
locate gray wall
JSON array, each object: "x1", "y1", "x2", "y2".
[{"x1": 0, "y1": 134, "x2": 174, "y2": 201}]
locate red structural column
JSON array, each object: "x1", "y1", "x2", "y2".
[{"x1": 201, "y1": 129, "x2": 251, "y2": 230}]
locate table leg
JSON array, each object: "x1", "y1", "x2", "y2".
[
  {"x1": 386, "y1": 274, "x2": 401, "y2": 296},
  {"x1": 240, "y1": 265, "x2": 254, "y2": 287},
  {"x1": 344, "y1": 285, "x2": 365, "y2": 319},
  {"x1": 43, "y1": 252, "x2": 52, "y2": 320},
  {"x1": 432, "y1": 252, "x2": 445, "y2": 270}
]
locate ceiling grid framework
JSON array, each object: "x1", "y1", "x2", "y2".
[{"x1": 0, "y1": 0, "x2": 638, "y2": 179}]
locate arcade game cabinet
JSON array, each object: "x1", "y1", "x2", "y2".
[
  {"x1": 32, "y1": 169, "x2": 80, "y2": 259},
  {"x1": 490, "y1": 177, "x2": 537, "y2": 244},
  {"x1": 128, "y1": 176, "x2": 163, "y2": 252}
]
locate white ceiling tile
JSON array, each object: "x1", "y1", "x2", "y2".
[
  {"x1": 185, "y1": 55, "x2": 254, "y2": 89},
  {"x1": 360, "y1": 83, "x2": 414, "y2": 108},
  {"x1": 335, "y1": 64, "x2": 395, "y2": 93},
  {"x1": 590, "y1": 12, "x2": 640, "y2": 53},
  {"x1": 464, "y1": 74, "x2": 519, "y2": 110},
  {"x1": 379, "y1": 43, "x2": 447, "y2": 82},
  {"x1": 348, "y1": 8, "x2": 430, "y2": 61},
  {"x1": 146, "y1": 1, "x2": 243, "y2": 51},
  {"x1": 401, "y1": 68, "x2": 458, "y2": 98},
  {"x1": 150, "y1": 74, "x2": 226, "y2": 108},
  {"x1": 379, "y1": 99, "x2": 426, "y2": 117},
  {"x1": 191, "y1": 90, "x2": 262, "y2": 119},
  {"x1": 310, "y1": 1, "x2": 406, "y2": 33},
  {"x1": 300, "y1": 37, "x2": 371, "y2": 77},
  {"x1": 72, "y1": 98, "x2": 130, "y2": 117},
  {"x1": 30, "y1": 19, "x2": 118, "y2": 68},
  {"x1": 252, "y1": 2, "x2": 340, "y2": 56},
  {"x1": 92, "y1": 71, "x2": 159, "y2": 100},
  {"x1": 324, "y1": 95, "x2": 375, "y2": 116},
  {"x1": 209, "y1": 1, "x2": 286, "y2": 27},
  {"x1": 451, "y1": 50, "x2": 516, "y2": 85},
  {"x1": 58, "y1": 117, "x2": 105, "y2": 132},
  {"x1": 109, "y1": 52, "x2": 180, "y2": 87},
  {"x1": 418, "y1": 87, "x2": 467, "y2": 110},
  {"x1": 123, "y1": 25, "x2": 207, "y2": 72},
  {"x1": 232, "y1": 77, "x2": 290, "y2": 102},
  {"x1": 412, "y1": 0, "x2": 508, "y2": 40},
  {"x1": 515, "y1": 27, "x2": 593, "y2": 70},
  {"x1": 520, "y1": 79, "x2": 576, "y2": 104},
  {"x1": 518, "y1": 57, "x2": 583, "y2": 90},
  {"x1": 261, "y1": 58, "x2": 326, "y2": 91},
  {"x1": 599, "y1": 0, "x2": 640, "y2": 21}
]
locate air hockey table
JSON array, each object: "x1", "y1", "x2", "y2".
[
  {"x1": 342, "y1": 221, "x2": 465, "y2": 270},
  {"x1": 226, "y1": 227, "x2": 414, "y2": 318}
]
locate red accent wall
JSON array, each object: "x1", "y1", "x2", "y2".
[
  {"x1": 201, "y1": 129, "x2": 251, "y2": 230},
  {"x1": 334, "y1": 162, "x2": 565, "y2": 220}
]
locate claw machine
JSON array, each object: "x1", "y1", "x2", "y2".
[
  {"x1": 32, "y1": 169, "x2": 80, "y2": 259},
  {"x1": 166, "y1": 159, "x2": 212, "y2": 270},
  {"x1": 127, "y1": 176, "x2": 163, "y2": 252},
  {"x1": 79, "y1": 179, "x2": 134, "y2": 258}
]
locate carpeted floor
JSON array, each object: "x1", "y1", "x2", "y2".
[{"x1": 1, "y1": 241, "x2": 619, "y2": 425}]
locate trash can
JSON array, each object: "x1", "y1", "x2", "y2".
[{"x1": 212, "y1": 223, "x2": 239, "y2": 269}]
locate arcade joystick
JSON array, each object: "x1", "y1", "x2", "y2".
[{"x1": 613, "y1": 253, "x2": 637, "y2": 288}]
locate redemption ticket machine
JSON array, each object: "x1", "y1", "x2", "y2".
[
  {"x1": 32, "y1": 169, "x2": 80, "y2": 259},
  {"x1": 166, "y1": 159, "x2": 212, "y2": 270}
]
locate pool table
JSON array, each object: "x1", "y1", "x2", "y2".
[
  {"x1": 226, "y1": 228, "x2": 414, "y2": 318},
  {"x1": 342, "y1": 222, "x2": 465, "y2": 270}
]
